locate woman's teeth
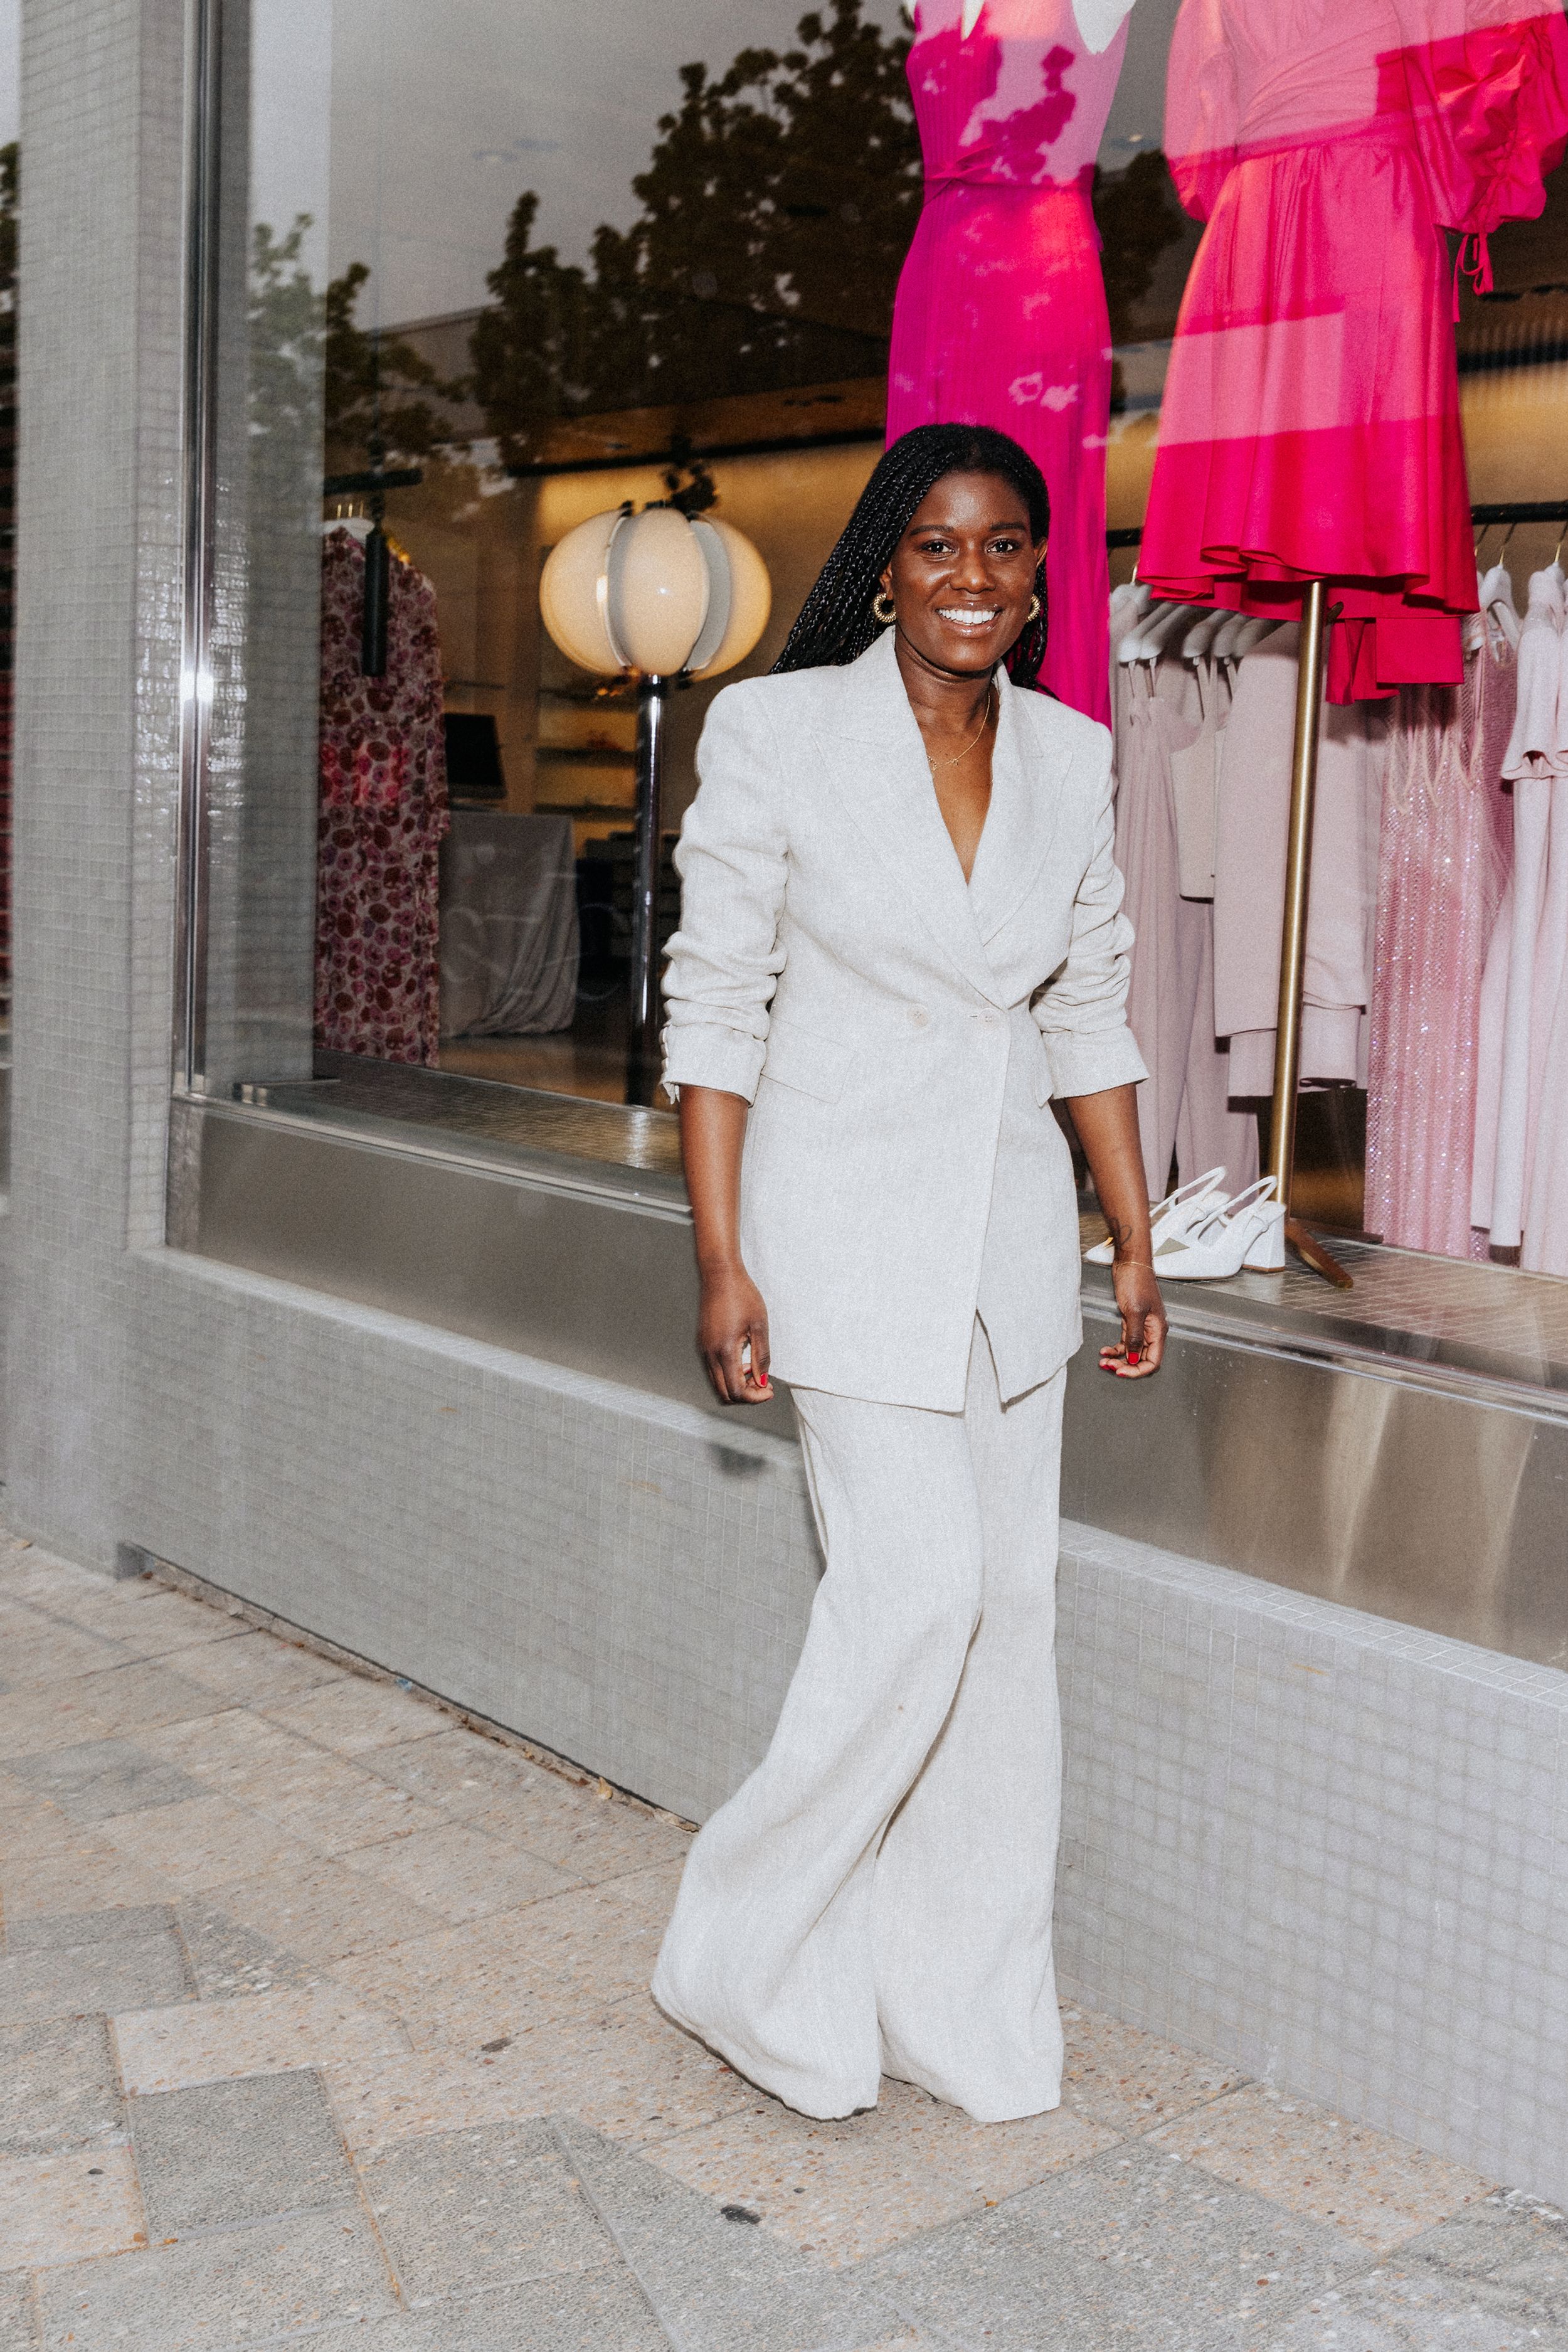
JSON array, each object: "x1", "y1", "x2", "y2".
[{"x1": 938, "y1": 607, "x2": 1001, "y2": 629}]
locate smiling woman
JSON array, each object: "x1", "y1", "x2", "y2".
[{"x1": 648, "y1": 421, "x2": 1163, "y2": 2126}]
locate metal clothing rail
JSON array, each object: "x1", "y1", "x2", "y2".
[{"x1": 1109, "y1": 501, "x2": 1568, "y2": 548}]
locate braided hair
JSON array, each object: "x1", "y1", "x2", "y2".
[{"x1": 773, "y1": 423, "x2": 1051, "y2": 687}]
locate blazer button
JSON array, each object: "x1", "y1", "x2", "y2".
[{"x1": 908, "y1": 1006, "x2": 930, "y2": 1030}]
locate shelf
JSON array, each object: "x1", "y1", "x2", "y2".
[{"x1": 534, "y1": 744, "x2": 635, "y2": 765}]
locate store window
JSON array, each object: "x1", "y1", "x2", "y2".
[{"x1": 183, "y1": 0, "x2": 1568, "y2": 1287}]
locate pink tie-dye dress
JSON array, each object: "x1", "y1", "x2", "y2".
[{"x1": 1142, "y1": 0, "x2": 1568, "y2": 705}]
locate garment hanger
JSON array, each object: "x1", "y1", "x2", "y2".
[
  {"x1": 1226, "y1": 615, "x2": 1284, "y2": 662},
  {"x1": 1181, "y1": 607, "x2": 1229, "y2": 662},
  {"x1": 1135, "y1": 601, "x2": 1199, "y2": 662}
]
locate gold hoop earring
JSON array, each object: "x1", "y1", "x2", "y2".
[
  {"x1": 872, "y1": 590, "x2": 896, "y2": 625},
  {"x1": 1027, "y1": 593, "x2": 1042, "y2": 622}
]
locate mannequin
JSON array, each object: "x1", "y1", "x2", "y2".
[
  {"x1": 1142, "y1": 0, "x2": 1568, "y2": 705},
  {"x1": 887, "y1": 0, "x2": 1138, "y2": 723}
]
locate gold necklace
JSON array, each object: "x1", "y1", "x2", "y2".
[{"x1": 924, "y1": 683, "x2": 995, "y2": 773}]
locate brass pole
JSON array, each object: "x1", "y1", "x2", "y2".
[{"x1": 1268, "y1": 579, "x2": 1352, "y2": 1287}]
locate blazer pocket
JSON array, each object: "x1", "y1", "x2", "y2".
[
  {"x1": 759, "y1": 1014, "x2": 854, "y2": 1103},
  {"x1": 1031, "y1": 1027, "x2": 1054, "y2": 1107}
]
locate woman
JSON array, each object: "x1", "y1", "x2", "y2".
[{"x1": 651, "y1": 423, "x2": 1166, "y2": 2126}]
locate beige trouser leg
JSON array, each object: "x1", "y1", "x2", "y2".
[{"x1": 650, "y1": 1323, "x2": 1066, "y2": 2123}]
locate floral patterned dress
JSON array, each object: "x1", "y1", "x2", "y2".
[{"x1": 315, "y1": 529, "x2": 450, "y2": 1063}]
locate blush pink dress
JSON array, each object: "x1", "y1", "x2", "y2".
[
  {"x1": 1142, "y1": 0, "x2": 1568, "y2": 706},
  {"x1": 887, "y1": 0, "x2": 1132, "y2": 724}
]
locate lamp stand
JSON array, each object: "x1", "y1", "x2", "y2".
[
  {"x1": 626, "y1": 673, "x2": 668, "y2": 1107},
  {"x1": 1268, "y1": 578, "x2": 1352, "y2": 1289}
]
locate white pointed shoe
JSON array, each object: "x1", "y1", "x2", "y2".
[
  {"x1": 1084, "y1": 1167, "x2": 1228, "y2": 1265},
  {"x1": 1152, "y1": 1176, "x2": 1286, "y2": 1279}
]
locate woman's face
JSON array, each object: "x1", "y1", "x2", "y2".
[{"x1": 879, "y1": 470, "x2": 1044, "y2": 679}]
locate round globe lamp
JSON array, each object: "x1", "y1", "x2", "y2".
[{"x1": 539, "y1": 502, "x2": 771, "y2": 1104}]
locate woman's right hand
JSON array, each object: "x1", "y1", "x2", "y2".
[{"x1": 698, "y1": 1262, "x2": 773, "y2": 1403}]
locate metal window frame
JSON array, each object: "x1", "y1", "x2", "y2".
[{"x1": 172, "y1": 0, "x2": 222, "y2": 1104}]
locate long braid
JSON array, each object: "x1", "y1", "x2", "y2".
[{"x1": 773, "y1": 423, "x2": 1052, "y2": 689}]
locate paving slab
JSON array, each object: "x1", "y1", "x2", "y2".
[
  {"x1": 1154, "y1": 2082, "x2": 1493, "y2": 2255},
  {"x1": 258, "y1": 1678, "x2": 448, "y2": 1757},
  {"x1": 645, "y1": 2070, "x2": 1118, "y2": 2267},
  {"x1": 203, "y1": 1852, "x2": 447, "y2": 1963},
  {"x1": 365, "y1": 1731, "x2": 692, "y2": 1881},
  {"x1": 131, "y1": 2068, "x2": 356, "y2": 2237},
  {"x1": 0, "y1": 2272, "x2": 34, "y2": 2351},
  {"x1": 114, "y1": 1980, "x2": 408, "y2": 2095},
  {"x1": 43, "y1": 1662, "x2": 221, "y2": 1738},
  {"x1": 344, "y1": 1821, "x2": 580, "y2": 1925},
  {"x1": 1059, "y1": 2003, "x2": 1250, "y2": 2136},
  {"x1": 6, "y1": 1905, "x2": 175, "y2": 1955},
  {"x1": 0, "y1": 1927, "x2": 191, "y2": 2030},
  {"x1": 172, "y1": 1897, "x2": 310, "y2": 2000},
  {"x1": 325, "y1": 1989, "x2": 758, "y2": 2154},
  {"x1": 0, "y1": 2146, "x2": 143, "y2": 2271},
  {"x1": 0, "y1": 1847, "x2": 174, "y2": 1920},
  {"x1": 359, "y1": 2115, "x2": 617, "y2": 2301},
  {"x1": 555, "y1": 2111, "x2": 911, "y2": 2351},
  {"x1": 863, "y1": 2140, "x2": 1373, "y2": 2351},
  {"x1": 165, "y1": 1631, "x2": 346, "y2": 1706},
  {"x1": 36, "y1": 2205, "x2": 398, "y2": 2351},
  {"x1": 3, "y1": 1742, "x2": 208, "y2": 1824},
  {"x1": 279, "y1": 2266, "x2": 670, "y2": 2352},
  {"x1": 0, "y1": 2016, "x2": 122, "y2": 2154},
  {"x1": 1263, "y1": 2260, "x2": 1568, "y2": 2349},
  {"x1": 1404, "y1": 2190, "x2": 1568, "y2": 2302}
]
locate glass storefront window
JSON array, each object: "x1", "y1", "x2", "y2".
[{"x1": 184, "y1": 0, "x2": 1568, "y2": 1282}]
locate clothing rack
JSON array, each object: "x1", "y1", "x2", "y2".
[{"x1": 1108, "y1": 501, "x2": 1568, "y2": 549}]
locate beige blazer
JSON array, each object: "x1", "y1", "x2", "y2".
[{"x1": 662, "y1": 627, "x2": 1146, "y2": 1411}]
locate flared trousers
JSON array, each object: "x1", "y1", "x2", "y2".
[{"x1": 651, "y1": 1323, "x2": 1066, "y2": 2122}]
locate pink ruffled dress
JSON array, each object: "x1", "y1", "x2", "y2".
[
  {"x1": 887, "y1": 0, "x2": 1132, "y2": 724},
  {"x1": 1142, "y1": 0, "x2": 1568, "y2": 706}
]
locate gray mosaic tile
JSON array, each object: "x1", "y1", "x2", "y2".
[
  {"x1": 0, "y1": 1926, "x2": 191, "y2": 2029},
  {"x1": 360, "y1": 2116, "x2": 615, "y2": 2302},
  {"x1": 0, "y1": 2013, "x2": 122, "y2": 2153},
  {"x1": 3, "y1": 1740, "x2": 206, "y2": 1823},
  {"x1": 36, "y1": 2207, "x2": 398, "y2": 2351},
  {"x1": 554, "y1": 2112, "x2": 910, "y2": 2352},
  {"x1": 172, "y1": 1897, "x2": 309, "y2": 1999},
  {"x1": 131, "y1": 2068, "x2": 356, "y2": 2237},
  {"x1": 864, "y1": 2142, "x2": 1372, "y2": 2351},
  {"x1": 6, "y1": 1905, "x2": 175, "y2": 1954}
]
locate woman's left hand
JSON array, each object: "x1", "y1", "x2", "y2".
[{"x1": 1099, "y1": 1259, "x2": 1167, "y2": 1379}]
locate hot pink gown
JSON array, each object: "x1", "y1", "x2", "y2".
[
  {"x1": 887, "y1": 0, "x2": 1131, "y2": 724},
  {"x1": 1142, "y1": 0, "x2": 1568, "y2": 706}
]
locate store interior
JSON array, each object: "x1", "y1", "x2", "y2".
[{"x1": 203, "y1": 0, "x2": 1568, "y2": 1415}]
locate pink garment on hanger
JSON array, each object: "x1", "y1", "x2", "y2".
[
  {"x1": 1365, "y1": 627, "x2": 1514, "y2": 1257},
  {"x1": 1114, "y1": 654, "x2": 1259, "y2": 1198},
  {"x1": 1210, "y1": 625, "x2": 1386, "y2": 1091},
  {"x1": 888, "y1": 0, "x2": 1130, "y2": 724},
  {"x1": 315, "y1": 529, "x2": 451, "y2": 1065},
  {"x1": 1141, "y1": 0, "x2": 1568, "y2": 706}
]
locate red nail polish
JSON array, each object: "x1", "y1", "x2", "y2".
[{"x1": 1126, "y1": 1346, "x2": 1141, "y2": 1365}]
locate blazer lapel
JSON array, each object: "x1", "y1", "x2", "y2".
[
  {"x1": 966, "y1": 671, "x2": 1066, "y2": 945},
  {"x1": 814, "y1": 631, "x2": 1005, "y2": 1009}
]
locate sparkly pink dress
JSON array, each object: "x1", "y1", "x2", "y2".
[
  {"x1": 1142, "y1": 0, "x2": 1568, "y2": 706},
  {"x1": 887, "y1": 0, "x2": 1131, "y2": 724},
  {"x1": 1365, "y1": 619, "x2": 1515, "y2": 1257}
]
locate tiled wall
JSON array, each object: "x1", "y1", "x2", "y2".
[
  {"x1": 8, "y1": 0, "x2": 1567, "y2": 2227},
  {"x1": 1055, "y1": 1525, "x2": 1568, "y2": 2212}
]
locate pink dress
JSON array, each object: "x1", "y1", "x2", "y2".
[
  {"x1": 1365, "y1": 617, "x2": 1515, "y2": 1258},
  {"x1": 1142, "y1": 0, "x2": 1568, "y2": 706},
  {"x1": 887, "y1": 0, "x2": 1131, "y2": 724}
]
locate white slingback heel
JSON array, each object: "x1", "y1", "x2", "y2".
[
  {"x1": 1084, "y1": 1166, "x2": 1228, "y2": 1265},
  {"x1": 1152, "y1": 1175, "x2": 1286, "y2": 1279}
]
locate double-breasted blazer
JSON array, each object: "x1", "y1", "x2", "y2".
[{"x1": 661, "y1": 627, "x2": 1147, "y2": 1412}]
